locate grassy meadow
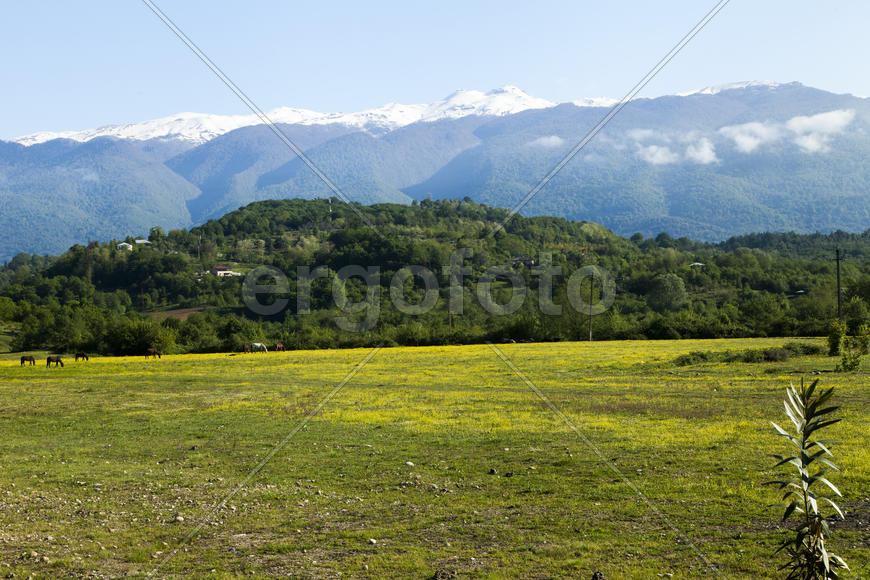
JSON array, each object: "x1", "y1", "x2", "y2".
[{"x1": 0, "y1": 339, "x2": 868, "y2": 578}]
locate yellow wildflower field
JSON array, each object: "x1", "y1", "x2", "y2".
[{"x1": 0, "y1": 338, "x2": 866, "y2": 578}]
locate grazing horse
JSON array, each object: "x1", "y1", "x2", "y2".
[
  {"x1": 145, "y1": 348, "x2": 162, "y2": 359},
  {"x1": 20, "y1": 355, "x2": 36, "y2": 366},
  {"x1": 46, "y1": 356, "x2": 64, "y2": 367},
  {"x1": 243, "y1": 343, "x2": 251, "y2": 354},
  {"x1": 75, "y1": 352, "x2": 89, "y2": 362},
  {"x1": 274, "y1": 343, "x2": 285, "y2": 352},
  {"x1": 251, "y1": 342, "x2": 268, "y2": 353}
]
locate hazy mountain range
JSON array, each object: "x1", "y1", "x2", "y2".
[{"x1": 2, "y1": 81, "x2": 869, "y2": 260}]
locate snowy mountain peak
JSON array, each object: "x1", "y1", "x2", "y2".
[
  {"x1": 571, "y1": 96, "x2": 621, "y2": 108},
  {"x1": 13, "y1": 111, "x2": 260, "y2": 147},
  {"x1": 12, "y1": 86, "x2": 556, "y2": 146},
  {"x1": 12, "y1": 82, "x2": 796, "y2": 146},
  {"x1": 676, "y1": 80, "x2": 783, "y2": 96},
  {"x1": 425, "y1": 85, "x2": 554, "y2": 121}
]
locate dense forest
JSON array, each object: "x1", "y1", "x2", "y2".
[{"x1": 1, "y1": 198, "x2": 868, "y2": 355}]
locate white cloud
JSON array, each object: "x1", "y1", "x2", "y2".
[
  {"x1": 685, "y1": 138, "x2": 717, "y2": 163},
  {"x1": 629, "y1": 109, "x2": 854, "y2": 164},
  {"x1": 637, "y1": 144, "x2": 678, "y2": 164},
  {"x1": 718, "y1": 122, "x2": 782, "y2": 153},
  {"x1": 527, "y1": 135, "x2": 566, "y2": 148},
  {"x1": 627, "y1": 128, "x2": 657, "y2": 142},
  {"x1": 792, "y1": 134, "x2": 828, "y2": 153},
  {"x1": 628, "y1": 131, "x2": 715, "y2": 164},
  {"x1": 719, "y1": 109, "x2": 855, "y2": 154},
  {"x1": 787, "y1": 109, "x2": 855, "y2": 152},
  {"x1": 786, "y1": 109, "x2": 855, "y2": 135}
]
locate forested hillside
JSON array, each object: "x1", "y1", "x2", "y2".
[{"x1": 0, "y1": 198, "x2": 867, "y2": 354}]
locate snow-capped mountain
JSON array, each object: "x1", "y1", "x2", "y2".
[
  {"x1": 12, "y1": 86, "x2": 555, "y2": 146},
  {"x1": 13, "y1": 111, "x2": 264, "y2": 147},
  {"x1": 13, "y1": 82, "x2": 807, "y2": 147},
  {"x1": 5, "y1": 80, "x2": 870, "y2": 260},
  {"x1": 676, "y1": 80, "x2": 782, "y2": 96}
]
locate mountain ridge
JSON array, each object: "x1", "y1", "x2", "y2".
[
  {"x1": 11, "y1": 81, "x2": 828, "y2": 147},
  {"x1": 10, "y1": 85, "x2": 556, "y2": 146},
  {"x1": 3, "y1": 81, "x2": 870, "y2": 261}
]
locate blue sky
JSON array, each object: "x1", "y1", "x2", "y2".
[{"x1": 1, "y1": 1, "x2": 867, "y2": 138}]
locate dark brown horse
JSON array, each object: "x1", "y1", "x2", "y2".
[
  {"x1": 243, "y1": 343, "x2": 251, "y2": 354},
  {"x1": 46, "y1": 356, "x2": 64, "y2": 367},
  {"x1": 145, "y1": 348, "x2": 161, "y2": 359},
  {"x1": 20, "y1": 355, "x2": 35, "y2": 366},
  {"x1": 274, "y1": 343, "x2": 285, "y2": 352},
  {"x1": 75, "y1": 352, "x2": 89, "y2": 362}
]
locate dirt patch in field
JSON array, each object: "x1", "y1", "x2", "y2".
[{"x1": 834, "y1": 498, "x2": 870, "y2": 533}]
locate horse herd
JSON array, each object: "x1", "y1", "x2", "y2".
[
  {"x1": 19, "y1": 343, "x2": 287, "y2": 367},
  {"x1": 20, "y1": 352, "x2": 88, "y2": 367},
  {"x1": 242, "y1": 342, "x2": 284, "y2": 353},
  {"x1": 21, "y1": 350, "x2": 153, "y2": 367}
]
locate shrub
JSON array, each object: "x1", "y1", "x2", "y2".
[
  {"x1": 783, "y1": 341, "x2": 825, "y2": 356},
  {"x1": 854, "y1": 323, "x2": 870, "y2": 355},
  {"x1": 827, "y1": 320, "x2": 846, "y2": 357},
  {"x1": 674, "y1": 345, "x2": 814, "y2": 367},
  {"x1": 673, "y1": 350, "x2": 715, "y2": 366},
  {"x1": 764, "y1": 347, "x2": 790, "y2": 362},
  {"x1": 767, "y1": 380, "x2": 848, "y2": 578},
  {"x1": 837, "y1": 336, "x2": 862, "y2": 372},
  {"x1": 738, "y1": 348, "x2": 765, "y2": 363}
]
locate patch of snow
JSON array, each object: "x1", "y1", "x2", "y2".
[
  {"x1": 676, "y1": 80, "x2": 782, "y2": 96},
  {"x1": 12, "y1": 86, "x2": 555, "y2": 146},
  {"x1": 13, "y1": 81, "x2": 806, "y2": 146},
  {"x1": 571, "y1": 96, "x2": 620, "y2": 108}
]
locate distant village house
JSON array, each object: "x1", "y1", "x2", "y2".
[{"x1": 210, "y1": 265, "x2": 242, "y2": 277}]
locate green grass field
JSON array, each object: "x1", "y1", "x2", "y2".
[{"x1": 0, "y1": 339, "x2": 867, "y2": 578}]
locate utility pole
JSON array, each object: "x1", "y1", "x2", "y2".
[
  {"x1": 834, "y1": 248, "x2": 843, "y2": 321},
  {"x1": 86, "y1": 241, "x2": 95, "y2": 284},
  {"x1": 588, "y1": 275, "x2": 594, "y2": 341}
]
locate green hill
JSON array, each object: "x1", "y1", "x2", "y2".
[{"x1": 1, "y1": 198, "x2": 868, "y2": 355}]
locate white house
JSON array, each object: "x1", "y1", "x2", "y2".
[
  {"x1": 117, "y1": 242, "x2": 133, "y2": 251},
  {"x1": 210, "y1": 265, "x2": 242, "y2": 277}
]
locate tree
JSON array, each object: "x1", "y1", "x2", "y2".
[
  {"x1": 0, "y1": 296, "x2": 14, "y2": 321},
  {"x1": 646, "y1": 273, "x2": 688, "y2": 313}
]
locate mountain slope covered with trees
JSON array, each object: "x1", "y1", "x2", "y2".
[{"x1": 1, "y1": 198, "x2": 867, "y2": 355}]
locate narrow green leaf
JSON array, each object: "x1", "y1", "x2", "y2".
[
  {"x1": 817, "y1": 457, "x2": 840, "y2": 471},
  {"x1": 782, "y1": 500, "x2": 799, "y2": 521},
  {"x1": 831, "y1": 554, "x2": 850, "y2": 570},
  {"x1": 783, "y1": 400, "x2": 802, "y2": 430},
  {"x1": 817, "y1": 477, "x2": 842, "y2": 496},
  {"x1": 821, "y1": 497, "x2": 844, "y2": 519},
  {"x1": 786, "y1": 388, "x2": 804, "y2": 417}
]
